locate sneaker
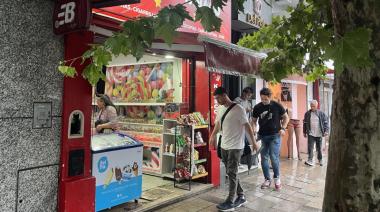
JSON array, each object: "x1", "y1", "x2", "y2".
[
  {"x1": 319, "y1": 160, "x2": 323, "y2": 166},
  {"x1": 234, "y1": 196, "x2": 247, "y2": 208},
  {"x1": 216, "y1": 201, "x2": 235, "y2": 211},
  {"x1": 261, "y1": 179, "x2": 271, "y2": 189},
  {"x1": 274, "y1": 178, "x2": 282, "y2": 190},
  {"x1": 305, "y1": 160, "x2": 314, "y2": 166}
]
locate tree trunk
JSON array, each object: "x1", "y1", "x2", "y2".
[{"x1": 323, "y1": 0, "x2": 380, "y2": 211}]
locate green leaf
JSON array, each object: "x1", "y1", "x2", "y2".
[
  {"x1": 173, "y1": 4, "x2": 193, "y2": 21},
  {"x1": 232, "y1": 0, "x2": 245, "y2": 13},
  {"x1": 325, "y1": 27, "x2": 373, "y2": 74},
  {"x1": 211, "y1": 0, "x2": 228, "y2": 11},
  {"x1": 316, "y1": 28, "x2": 332, "y2": 48},
  {"x1": 58, "y1": 65, "x2": 77, "y2": 77},
  {"x1": 104, "y1": 34, "x2": 128, "y2": 56},
  {"x1": 155, "y1": 23, "x2": 177, "y2": 45},
  {"x1": 93, "y1": 47, "x2": 112, "y2": 66},
  {"x1": 82, "y1": 64, "x2": 104, "y2": 86},
  {"x1": 195, "y1": 6, "x2": 222, "y2": 32},
  {"x1": 153, "y1": 5, "x2": 191, "y2": 45},
  {"x1": 342, "y1": 28, "x2": 373, "y2": 68}
]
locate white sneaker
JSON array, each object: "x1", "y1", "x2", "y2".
[
  {"x1": 274, "y1": 178, "x2": 282, "y2": 190},
  {"x1": 305, "y1": 160, "x2": 314, "y2": 166}
]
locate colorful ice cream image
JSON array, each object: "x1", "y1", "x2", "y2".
[
  {"x1": 103, "y1": 168, "x2": 114, "y2": 189},
  {"x1": 115, "y1": 167, "x2": 122, "y2": 182},
  {"x1": 132, "y1": 162, "x2": 139, "y2": 177},
  {"x1": 122, "y1": 165, "x2": 133, "y2": 180}
]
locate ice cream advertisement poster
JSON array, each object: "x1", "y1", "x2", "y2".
[
  {"x1": 105, "y1": 62, "x2": 182, "y2": 103},
  {"x1": 92, "y1": 147, "x2": 143, "y2": 211}
]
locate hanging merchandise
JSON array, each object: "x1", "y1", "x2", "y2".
[{"x1": 195, "y1": 132, "x2": 204, "y2": 144}]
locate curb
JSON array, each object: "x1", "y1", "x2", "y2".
[{"x1": 134, "y1": 184, "x2": 215, "y2": 212}]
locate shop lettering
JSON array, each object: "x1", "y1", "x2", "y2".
[
  {"x1": 55, "y1": 2, "x2": 76, "y2": 29},
  {"x1": 53, "y1": 0, "x2": 90, "y2": 35},
  {"x1": 246, "y1": 14, "x2": 265, "y2": 28}
]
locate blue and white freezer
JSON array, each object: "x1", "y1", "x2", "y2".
[{"x1": 91, "y1": 133, "x2": 143, "y2": 211}]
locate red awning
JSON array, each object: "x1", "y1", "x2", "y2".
[
  {"x1": 90, "y1": 15, "x2": 267, "y2": 76},
  {"x1": 92, "y1": 0, "x2": 140, "y2": 9},
  {"x1": 199, "y1": 36, "x2": 266, "y2": 76}
]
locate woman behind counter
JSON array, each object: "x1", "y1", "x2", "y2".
[{"x1": 95, "y1": 94, "x2": 118, "y2": 133}]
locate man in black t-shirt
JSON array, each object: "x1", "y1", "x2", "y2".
[{"x1": 252, "y1": 88, "x2": 289, "y2": 191}]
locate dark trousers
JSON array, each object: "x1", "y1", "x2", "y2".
[
  {"x1": 307, "y1": 135, "x2": 323, "y2": 161},
  {"x1": 221, "y1": 149, "x2": 243, "y2": 203}
]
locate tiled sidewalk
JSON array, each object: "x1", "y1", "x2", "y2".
[{"x1": 156, "y1": 155, "x2": 326, "y2": 212}]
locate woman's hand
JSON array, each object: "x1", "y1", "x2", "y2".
[{"x1": 96, "y1": 124, "x2": 103, "y2": 132}]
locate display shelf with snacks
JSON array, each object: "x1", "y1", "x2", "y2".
[
  {"x1": 161, "y1": 119, "x2": 178, "y2": 179},
  {"x1": 163, "y1": 152, "x2": 175, "y2": 157},
  {"x1": 92, "y1": 102, "x2": 167, "y2": 106},
  {"x1": 194, "y1": 143, "x2": 207, "y2": 148},
  {"x1": 192, "y1": 172, "x2": 208, "y2": 180},
  {"x1": 192, "y1": 159, "x2": 207, "y2": 164},
  {"x1": 119, "y1": 122, "x2": 164, "y2": 128},
  {"x1": 173, "y1": 116, "x2": 209, "y2": 190},
  {"x1": 194, "y1": 125, "x2": 209, "y2": 129}
]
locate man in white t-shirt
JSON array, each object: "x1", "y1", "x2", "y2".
[{"x1": 210, "y1": 87, "x2": 259, "y2": 212}]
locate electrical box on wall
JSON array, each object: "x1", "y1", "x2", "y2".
[{"x1": 33, "y1": 102, "x2": 52, "y2": 129}]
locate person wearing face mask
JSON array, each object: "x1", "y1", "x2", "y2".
[{"x1": 251, "y1": 88, "x2": 289, "y2": 191}]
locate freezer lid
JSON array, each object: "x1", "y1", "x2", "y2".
[{"x1": 91, "y1": 132, "x2": 143, "y2": 152}]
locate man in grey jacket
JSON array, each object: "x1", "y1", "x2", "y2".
[{"x1": 303, "y1": 100, "x2": 329, "y2": 166}]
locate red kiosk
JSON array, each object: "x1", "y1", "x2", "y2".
[{"x1": 56, "y1": 1, "x2": 263, "y2": 211}]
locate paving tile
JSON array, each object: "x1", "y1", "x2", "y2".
[
  {"x1": 245, "y1": 190, "x2": 265, "y2": 199},
  {"x1": 282, "y1": 195, "x2": 311, "y2": 205},
  {"x1": 272, "y1": 200, "x2": 302, "y2": 212},
  {"x1": 198, "y1": 205, "x2": 220, "y2": 212},
  {"x1": 290, "y1": 191, "x2": 317, "y2": 201},
  {"x1": 198, "y1": 194, "x2": 225, "y2": 205},
  {"x1": 261, "y1": 195, "x2": 283, "y2": 203},
  {"x1": 244, "y1": 198, "x2": 276, "y2": 211},
  {"x1": 306, "y1": 201, "x2": 323, "y2": 209},
  {"x1": 236, "y1": 206, "x2": 259, "y2": 212},
  {"x1": 296, "y1": 205, "x2": 322, "y2": 212}
]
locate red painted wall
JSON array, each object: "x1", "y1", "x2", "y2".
[
  {"x1": 194, "y1": 61, "x2": 210, "y2": 118},
  {"x1": 194, "y1": 61, "x2": 220, "y2": 186},
  {"x1": 181, "y1": 59, "x2": 190, "y2": 114},
  {"x1": 59, "y1": 31, "x2": 95, "y2": 212}
]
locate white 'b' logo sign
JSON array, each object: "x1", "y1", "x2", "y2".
[{"x1": 55, "y1": 2, "x2": 76, "y2": 28}]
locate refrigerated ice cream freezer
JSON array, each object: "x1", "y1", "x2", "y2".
[{"x1": 91, "y1": 132, "x2": 143, "y2": 211}]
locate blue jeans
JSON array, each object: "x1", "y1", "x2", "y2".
[{"x1": 260, "y1": 134, "x2": 281, "y2": 180}]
